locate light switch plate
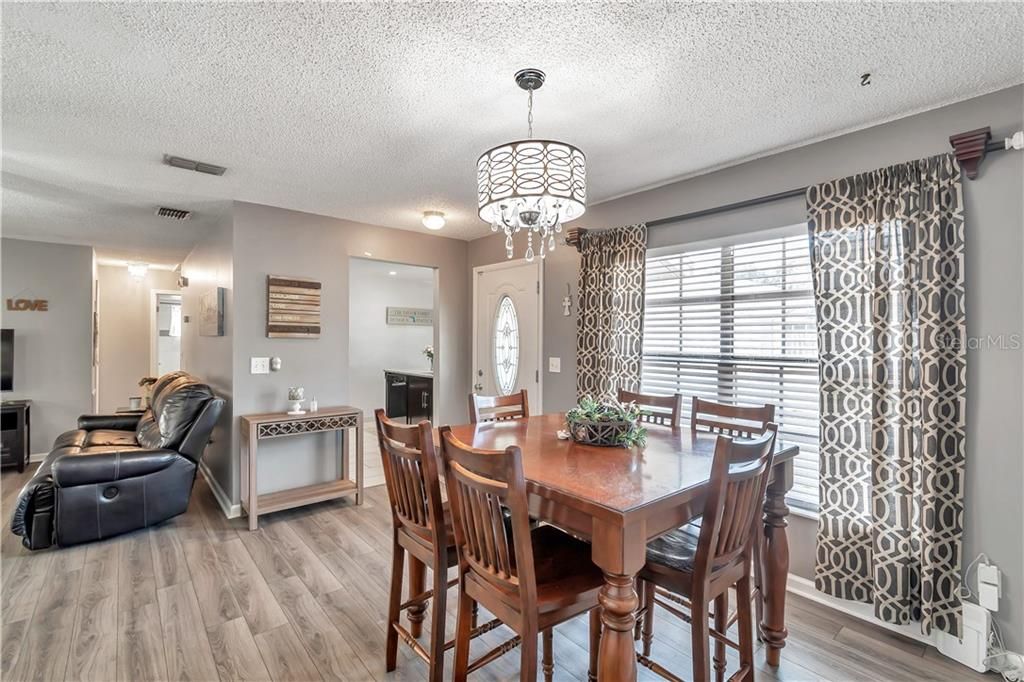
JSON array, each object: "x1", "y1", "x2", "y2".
[
  {"x1": 250, "y1": 357, "x2": 270, "y2": 374},
  {"x1": 548, "y1": 357, "x2": 561, "y2": 373}
]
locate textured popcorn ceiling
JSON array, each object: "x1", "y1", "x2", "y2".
[{"x1": 2, "y1": 2, "x2": 1022, "y2": 265}]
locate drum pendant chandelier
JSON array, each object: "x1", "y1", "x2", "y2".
[{"x1": 476, "y1": 69, "x2": 587, "y2": 261}]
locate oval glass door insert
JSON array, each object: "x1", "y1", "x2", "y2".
[{"x1": 493, "y1": 295, "x2": 520, "y2": 395}]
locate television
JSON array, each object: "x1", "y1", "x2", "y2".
[{"x1": 1, "y1": 329, "x2": 12, "y2": 392}]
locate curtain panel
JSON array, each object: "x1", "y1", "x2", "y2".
[
  {"x1": 808, "y1": 153, "x2": 966, "y2": 637},
  {"x1": 576, "y1": 224, "x2": 647, "y2": 402}
]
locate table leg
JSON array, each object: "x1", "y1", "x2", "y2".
[
  {"x1": 598, "y1": 571, "x2": 640, "y2": 682},
  {"x1": 407, "y1": 557, "x2": 427, "y2": 638},
  {"x1": 761, "y1": 462, "x2": 792, "y2": 666},
  {"x1": 355, "y1": 419, "x2": 364, "y2": 505}
]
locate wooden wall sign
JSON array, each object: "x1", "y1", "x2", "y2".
[
  {"x1": 6, "y1": 298, "x2": 48, "y2": 312},
  {"x1": 199, "y1": 287, "x2": 225, "y2": 337},
  {"x1": 386, "y1": 307, "x2": 433, "y2": 326},
  {"x1": 267, "y1": 275, "x2": 321, "y2": 338}
]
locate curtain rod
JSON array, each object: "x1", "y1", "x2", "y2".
[{"x1": 565, "y1": 126, "x2": 1022, "y2": 250}]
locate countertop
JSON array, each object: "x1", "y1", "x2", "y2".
[{"x1": 385, "y1": 369, "x2": 434, "y2": 379}]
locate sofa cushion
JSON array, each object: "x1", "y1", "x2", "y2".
[
  {"x1": 148, "y1": 370, "x2": 190, "y2": 406},
  {"x1": 136, "y1": 376, "x2": 214, "y2": 450},
  {"x1": 83, "y1": 429, "x2": 139, "y2": 448},
  {"x1": 53, "y1": 429, "x2": 87, "y2": 450}
]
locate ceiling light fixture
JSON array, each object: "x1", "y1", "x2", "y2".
[
  {"x1": 477, "y1": 68, "x2": 586, "y2": 261},
  {"x1": 422, "y1": 211, "x2": 446, "y2": 230},
  {"x1": 388, "y1": 271, "x2": 398, "y2": 276},
  {"x1": 127, "y1": 262, "x2": 149, "y2": 280}
]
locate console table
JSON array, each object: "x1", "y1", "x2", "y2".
[
  {"x1": 1, "y1": 400, "x2": 31, "y2": 473},
  {"x1": 240, "y1": 406, "x2": 363, "y2": 531}
]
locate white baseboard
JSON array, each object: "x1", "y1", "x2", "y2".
[
  {"x1": 786, "y1": 573, "x2": 936, "y2": 646},
  {"x1": 198, "y1": 461, "x2": 241, "y2": 519},
  {"x1": 28, "y1": 451, "x2": 48, "y2": 463}
]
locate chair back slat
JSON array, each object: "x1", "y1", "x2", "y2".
[
  {"x1": 617, "y1": 389, "x2": 683, "y2": 428},
  {"x1": 440, "y1": 426, "x2": 536, "y2": 604},
  {"x1": 374, "y1": 409, "x2": 446, "y2": 546},
  {"x1": 469, "y1": 389, "x2": 529, "y2": 423},
  {"x1": 693, "y1": 424, "x2": 778, "y2": 577},
  {"x1": 690, "y1": 397, "x2": 775, "y2": 438}
]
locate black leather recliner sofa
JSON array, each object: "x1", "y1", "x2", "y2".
[{"x1": 11, "y1": 371, "x2": 224, "y2": 549}]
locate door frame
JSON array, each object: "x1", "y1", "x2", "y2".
[
  {"x1": 471, "y1": 258, "x2": 544, "y2": 412},
  {"x1": 149, "y1": 289, "x2": 182, "y2": 376}
]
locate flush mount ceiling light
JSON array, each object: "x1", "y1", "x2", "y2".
[
  {"x1": 477, "y1": 68, "x2": 586, "y2": 261},
  {"x1": 127, "y1": 262, "x2": 149, "y2": 280},
  {"x1": 422, "y1": 211, "x2": 446, "y2": 230}
]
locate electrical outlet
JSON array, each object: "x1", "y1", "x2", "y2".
[
  {"x1": 250, "y1": 357, "x2": 270, "y2": 374},
  {"x1": 548, "y1": 357, "x2": 561, "y2": 373}
]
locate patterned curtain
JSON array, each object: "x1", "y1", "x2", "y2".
[
  {"x1": 576, "y1": 224, "x2": 647, "y2": 402},
  {"x1": 808, "y1": 154, "x2": 966, "y2": 637}
]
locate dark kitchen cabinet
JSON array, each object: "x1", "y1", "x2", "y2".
[{"x1": 384, "y1": 370, "x2": 433, "y2": 424}]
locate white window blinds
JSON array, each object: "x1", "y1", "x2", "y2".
[{"x1": 642, "y1": 232, "x2": 820, "y2": 511}]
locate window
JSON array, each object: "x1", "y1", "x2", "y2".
[
  {"x1": 493, "y1": 295, "x2": 520, "y2": 395},
  {"x1": 642, "y1": 231, "x2": 820, "y2": 511}
]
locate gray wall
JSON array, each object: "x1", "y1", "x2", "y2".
[
  {"x1": 96, "y1": 265, "x2": 179, "y2": 412},
  {"x1": 469, "y1": 86, "x2": 1024, "y2": 649},
  {"x1": 0, "y1": 238, "x2": 94, "y2": 451},
  {"x1": 180, "y1": 213, "x2": 235, "y2": 503},
  {"x1": 227, "y1": 202, "x2": 470, "y2": 503}
]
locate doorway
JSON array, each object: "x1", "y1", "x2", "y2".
[
  {"x1": 472, "y1": 259, "x2": 543, "y2": 412},
  {"x1": 151, "y1": 291, "x2": 182, "y2": 376}
]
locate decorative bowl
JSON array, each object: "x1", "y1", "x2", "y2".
[{"x1": 566, "y1": 417, "x2": 640, "y2": 447}]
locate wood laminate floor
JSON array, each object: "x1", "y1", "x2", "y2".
[{"x1": 1, "y1": 468, "x2": 993, "y2": 682}]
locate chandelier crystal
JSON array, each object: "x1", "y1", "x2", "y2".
[{"x1": 477, "y1": 69, "x2": 586, "y2": 260}]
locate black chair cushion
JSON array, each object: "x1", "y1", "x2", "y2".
[
  {"x1": 136, "y1": 376, "x2": 214, "y2": 450},
  {"x1": 645, "y1": 519, "x2": 703, "y2": 573},
  {"x1": 83, "y1": 429, "x2": 139, "y2": 448},
  {"x1": 53, "y1": 430, "x2": 87, "y2": 449}
]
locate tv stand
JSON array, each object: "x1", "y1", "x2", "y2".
[{"x1": 1, "y1": 400, "x2": 31, "y2": 473}]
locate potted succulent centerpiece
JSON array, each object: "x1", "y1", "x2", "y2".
[{"x1": 565, "y1": 396, "x2": 647, "y2": 448}]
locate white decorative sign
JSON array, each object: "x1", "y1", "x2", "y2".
[{"x1": 387, "y1": 307, "x2": 433, "y2": 326}]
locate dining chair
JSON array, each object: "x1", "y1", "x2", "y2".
[
  {"x1": 438, "y1": 426, "x2": 603, "y2": 682},
  {"x1": 374, "y1": 410, "x2": 492, "y2": 682},
  {"x1": 636, "y1": 425, "x2": 778, "y2": 682},
  {"x1": 469, "y1": 388, "x2": 530, "y2": 423},
  {"x1": 688, "y1": 395, "x2": 777, "y2": 630},
  {"x1": 691, "y1": 396, "x2": 776, "y2": 437},
  {"x1": 617, "y1": 388, "x2": 683, "y2": 427}
]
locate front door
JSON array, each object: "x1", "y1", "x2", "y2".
[{"x1": 473, "y1": 260, "x2": 542, "y2": 412}]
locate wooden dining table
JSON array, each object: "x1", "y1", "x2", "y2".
[{"x1": 439, "y1": 413, "x2": 800, "y2": 682}]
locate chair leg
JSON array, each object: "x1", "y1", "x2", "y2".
[
  {"x1": 713, "y1": 592, "x2": 729, "y2": 682},
  {"x1": 452, "y1": 584, "x2": 473, "y2": 682},
  {"x1": 542, "y1": 628, "x2": 554, "y2": 682},
  {"x1": 736, "y1": 574, "x2": 756, "y2": 682},
  {"x1": 690, "y1": 591, "x2": 712, "y2": 682},
  {"x1": 642, "y1": 578, "x2": 655, "y2": 657},
  {"x1": 427, "y1": 565, "x2": 448, "y2": 682},
  {"x1": 385, "y1": 539, "x2": 405, "y2": 672},
  {"x1": 753, "y1": 534, "x2": 765, "y2": 642},
  {"x1": 588, "y1": 608, "x2": 601, "y2": 682},
  {"x1": 520, "y1": 625, "x2": 539, "y2": 682}
]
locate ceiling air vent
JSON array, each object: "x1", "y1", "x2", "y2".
[
  {"x1": 156, "y1": 207, "x2": 192, "y2": 220},
  {"x1": 163, "y1": 154, "x2": 227, "y2": 176}
]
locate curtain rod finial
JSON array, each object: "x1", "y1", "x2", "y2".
[{"x1": 949, "y1": 127, "x2": 992, "y2": 180}]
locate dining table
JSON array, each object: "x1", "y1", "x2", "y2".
[{"x1": 433, "y1": 412, "x2": 800, "y2": 682}]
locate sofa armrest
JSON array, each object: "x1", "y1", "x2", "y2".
[
  {"x1": 52, "y1": 450, "x2": 178, "y2": 488},
  {"x1": 77, "y1": 413, "x2": 144, "y2": 431}
]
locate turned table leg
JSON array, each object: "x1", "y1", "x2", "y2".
[
  {"x1": 598, "y1": 571, "x2": 640, "y2": 682},
  {"x1": 761, "y1": 461, "x2": 792, "y2": 666},
  {"x1": 407, "y1": 557, "x2": 427, "y2": 638}
]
